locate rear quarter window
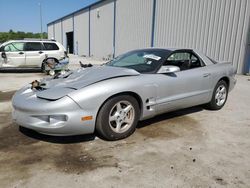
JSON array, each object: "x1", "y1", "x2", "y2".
[{"x1": 43, "y1": 43, "x2": 59, "y2": 50}]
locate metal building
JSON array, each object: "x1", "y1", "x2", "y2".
[{"x1": 47, "y1": 0, "x2": 250, "y2": 74}]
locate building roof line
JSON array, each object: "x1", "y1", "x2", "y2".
[{"x1": 47, "y1": 0, "x2": 105, "y2": 26}]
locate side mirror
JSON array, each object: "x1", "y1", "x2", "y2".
[
  {"x1": 157, "y1": 65, "x2": 180, "y2": 74},
  {"x1": 0, "y1": 46, "x2": 4, "y2": 52},
  {"x1": 1, "y1": 52, "x2": 6, "y2": 59}
]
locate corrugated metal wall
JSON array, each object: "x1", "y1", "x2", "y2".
[
  {"x1": 74, "y1": 9, "x2": 89, "y2": 56},
  {"x1": 62, "y1": 16, "x2": 73, "y2": 48},
  {"x1": 115, "y1": 0, "x2": 153, "y2": 56},
  {"x1": 54, "y1": 21, "x2": 62, "y2": 44},
  {"x1": 90, "y1": 0, "x2": 114, "y2": 59},
  {"x1": 47, "y1": 25, "x2": 54, "y2": 40},
  {"x1": 154, "y1": 0, "x2": 250, "y2": 73},
  {"x1": 47, "y1": 0, "x2": 250, "y2": 73}
]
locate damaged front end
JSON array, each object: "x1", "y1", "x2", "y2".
[
  {"x1": 11, "y1": 65, "x2": 141, "y2": 136},
  {"x1": 30, "y1": 78, "x2": 76, "y2": 101},
  {"x1": 11, "y1": 74, "x2": 95, "y2": 136},
  {"x1": 44, "y1": 57, "x2": 69, "y2": 76}
]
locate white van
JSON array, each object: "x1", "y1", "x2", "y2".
[{"x1": 0, "y1": 39, "x2": 67, "y2": 71}]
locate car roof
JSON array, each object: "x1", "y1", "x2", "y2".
[
  {"x1": 133, "y1": 47, "x2": 208, "y2": 57},
  {"x1": 5, "y1": 40, "x2": 56, "y2": 43},
  {"x1": 132, "y1": 47, "x2": 195, "y2": 53},
  {"x1": 129, "y1": 47, "x2": 213, "y2": 66}
]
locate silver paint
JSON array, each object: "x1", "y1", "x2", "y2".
[{"x1": 12, "y1": 49, "x2": 236, "y2": 136}]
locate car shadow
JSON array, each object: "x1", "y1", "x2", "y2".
[
  {"x1": 19, "y1": 126, "x2": 96, "y2": 144},
  {"x1": 19, "y1": 106, "x2": 204, "y2": 144},
  {"x1": 137, "y1": 106, "x2": 204, "y2": 128},
  {"x1": 0, "y1": 68, "x2": 42, "y2": 73}
]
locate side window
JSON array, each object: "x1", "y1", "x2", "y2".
[
  {"x1": 166, "y1": 51, "x2": 202, "y2": 71},
  {"x1": 25, "y1": 42, "x2": 43, "y2": 51},
  {"x1": 190, "y1": 54, "x2": 202, "y2": 68},
  {"x1": 43, "y1": 43, "x2": 59, "y2": 50},
  {"x1": 4, "y1": 42, "x2": 24, "y2": 52},
  {"x1": 168, "y1": 52, "x2": 190, "y2": 61},
  {"x1": 4, "y1": 44, "x2": 12, "y2": 52}
]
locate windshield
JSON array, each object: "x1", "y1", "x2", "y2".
[{"x1": 106, "y1": 49, "x2": 171, "y2": 73}]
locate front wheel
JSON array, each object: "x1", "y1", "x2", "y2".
[
  {"x1": 96, "y1": 95, "x2": 140, "y2": 141},
  {"x1": 206, "y1": 80, "x2": 228, "y2": 110}
]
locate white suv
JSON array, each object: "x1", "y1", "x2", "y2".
[{"x1": 0, "y1": 39, "x2": 67, "y2": 71}]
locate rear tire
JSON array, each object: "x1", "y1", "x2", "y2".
[
  {"x1": 41, "y1": 63, "x2": 45, "y2": 73},
  {"x1": 206, "y1": 80, "x2": 228, "y2": 110},
  {"x1": 96, "y1": 95, "x2": 140, "y2": 141}
]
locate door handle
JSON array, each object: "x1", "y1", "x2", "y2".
[
  {"x1": 39, "y1": 51, "x2": 44, "y2": 54},
  {"x1": 19, "y1": 52, "x2": 24, "y2": 55},
  {"x1": 203, "y1": 73, "x2": 211, "y2": 77}
]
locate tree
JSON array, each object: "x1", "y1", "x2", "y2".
[{"x1": 0, "y1": 30, "x2": 48, "y2": 43}]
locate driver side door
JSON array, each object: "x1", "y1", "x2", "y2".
[
  {"x1": 2, "y1": 42, "x2": 25, "y2": 67},
  {"x1": 156, "y1": 51, "x2": 212, "y2": 113}
]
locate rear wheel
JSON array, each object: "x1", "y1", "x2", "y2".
[
  {"x1": 96, "y1": 95, "x2": 140, "y2": 141},
  {"x1": 41, "y1": 63, "x2": 45, "y2": 73},
  {"x1": 206, "y1": 80, "x2": 228, "y2": 110}
]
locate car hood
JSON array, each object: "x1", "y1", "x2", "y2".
[{"x1": 36, "y1": 66, "x2": 140, "y2": 100}]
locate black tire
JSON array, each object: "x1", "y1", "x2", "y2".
[
  {"x1": 206, "y1": 80, "x2": 228, "y2": 110},
  {"x1": 41, "y1": 63, "x2": 46, "y2": 73},
  {"x1": 96, "y1": 95, "x2": 140, "y2": 141}
]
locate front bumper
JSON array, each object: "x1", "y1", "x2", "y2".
[{"x1": 12, "y1": 86, "x2": 95, "y2": 136}]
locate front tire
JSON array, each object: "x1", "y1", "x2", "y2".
[
  {"x1": 96, "y1": 95, "x2": 140, "y2": 141},
  {"x1": 206, "y1": 80, "x2": 228, "y2": 110}
]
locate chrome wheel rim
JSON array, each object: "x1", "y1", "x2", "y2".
[
  {"x1": 109, "y1": 101, "x2": 135, "y2": 134},
  {"x1": 215, "y1": 85, "x2": 227, "y2": 106}
]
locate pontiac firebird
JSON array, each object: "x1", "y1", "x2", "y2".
[{"x1": 12, "y1": 48, "x2": 236, "y2": 140}]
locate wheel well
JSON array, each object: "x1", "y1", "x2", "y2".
[
  {"x1": 107, "y1": 92, "x2": 142, "y2": 112},
  {"x1": 96, "y1": 92, "x2": 143, "y2": 124},
  {"x1": 219, "y1": 77, "x2": 230, "y2": 88},
  {"x1": 43, "y1": 57, "x2": 59, "y2": 63},
  {"x1": 41, "y1": 57, "x2": 59, "y2": 69},
  {"x1": 119, "y1": 92, "x2": 143, "y2": 112}
]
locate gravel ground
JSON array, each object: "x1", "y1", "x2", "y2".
[{"x1": 0, "y1": 63, "x2": 249, "y2": 187}]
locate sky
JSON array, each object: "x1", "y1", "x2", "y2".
[{"x1": 0, "y1": 0, "x2": 99, "y2": 33}]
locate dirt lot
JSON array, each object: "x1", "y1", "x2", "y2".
[{"x1": 0, "y1": 70, "x2": 249, "y2": 188}]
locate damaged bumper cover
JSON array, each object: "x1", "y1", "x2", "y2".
[{"x1": 12, "y1": 85, "x2": 95, "y2": 136}]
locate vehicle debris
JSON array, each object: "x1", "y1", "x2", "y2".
[
  {"x1": 44, "y1": 57, "x2": 69, "y2": 76},
  {"x1": 79, "y1": 61, "x2": 93, "y2": 68}
]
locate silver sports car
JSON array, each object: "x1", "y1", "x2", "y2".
[{"x1": 12, "y1": 48, "x2": 236, "y2": 140}]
